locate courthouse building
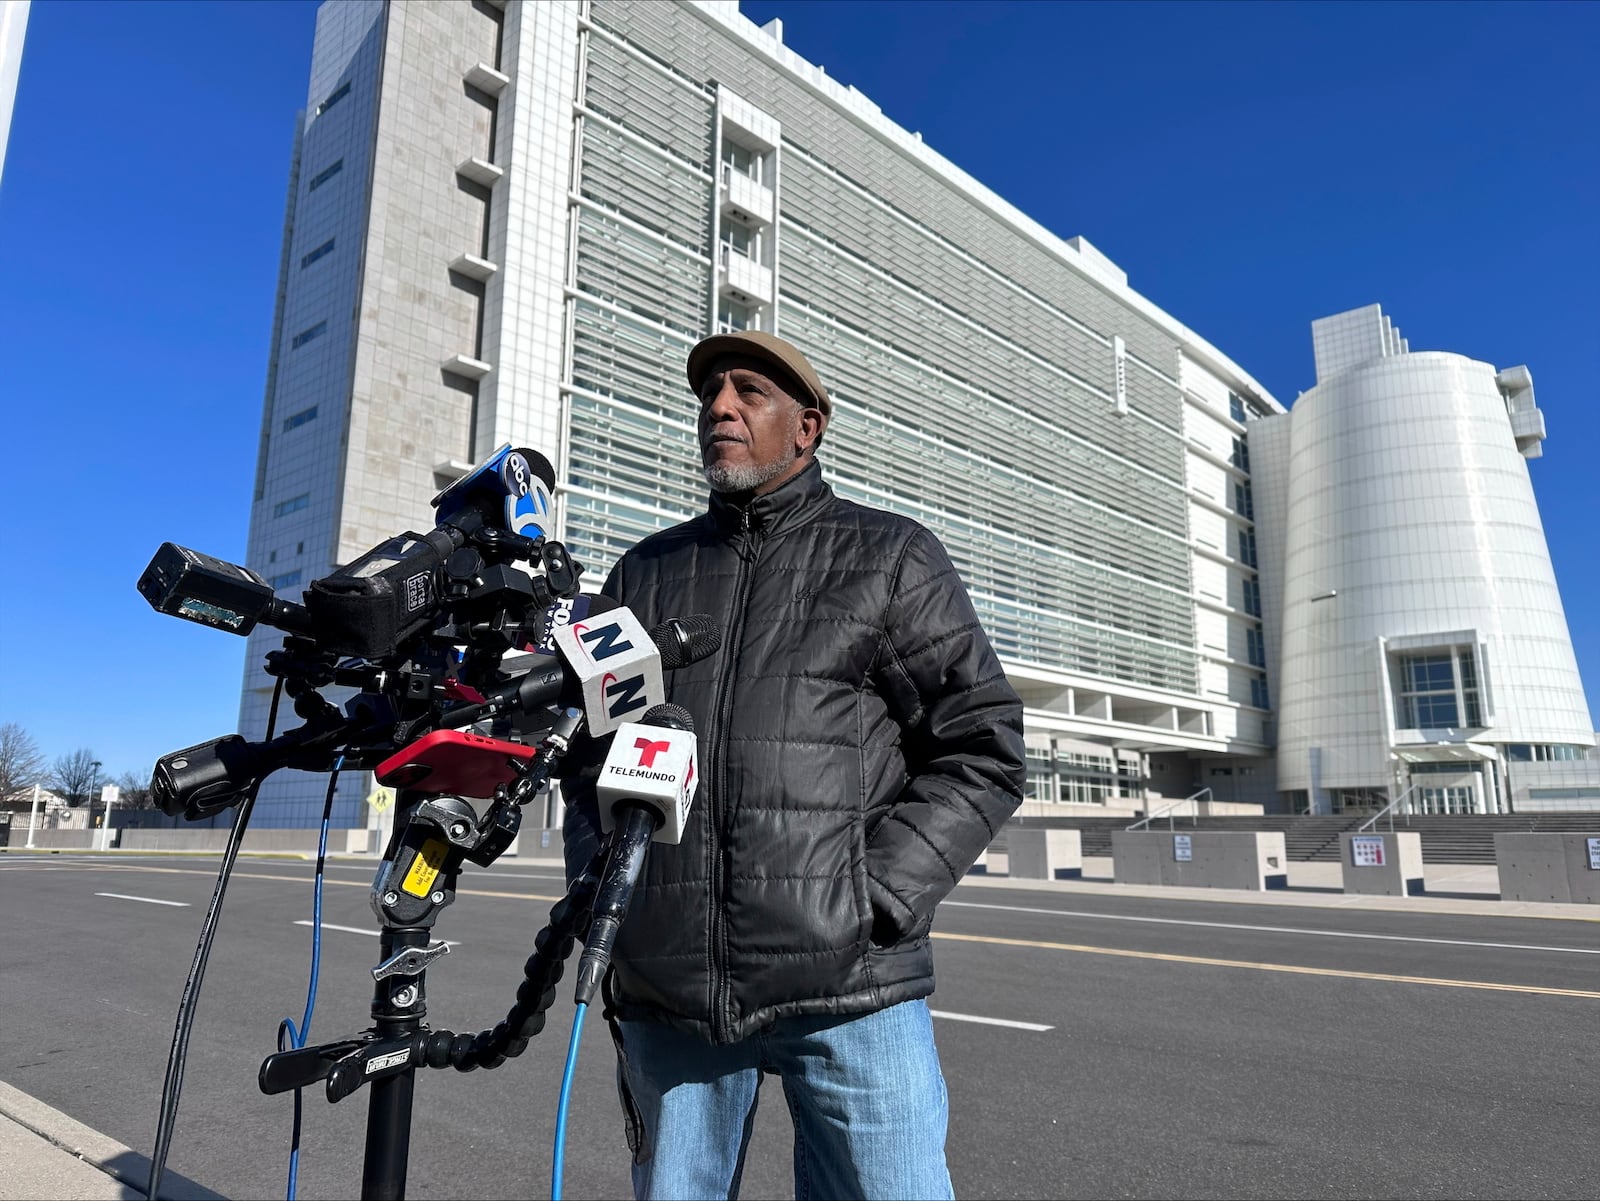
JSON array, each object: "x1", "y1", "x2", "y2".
[{"x1": 239, "y1": 0, "x2": 1593, "y2": 827}]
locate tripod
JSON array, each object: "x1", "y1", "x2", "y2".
[{"x1": 259, "y1": 755, "x2": 600, "y2": 1200}]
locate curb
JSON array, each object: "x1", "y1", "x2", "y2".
[{"x1": 0, "y1": 1081, "x2": 226, "y2": 1201}]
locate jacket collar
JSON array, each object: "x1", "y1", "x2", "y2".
[{"x1": 708, "y1": 458, "x2": 832, "y2": 538}]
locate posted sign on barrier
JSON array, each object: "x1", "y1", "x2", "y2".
[
  {"x1": 1587, "y1": 837, "x2": 1600, "y2": 871},
  {"x1": 1173, "y1": 834, "x2": 1193, "y2": 862},
  {"x1": 1350, "y1": 835, "x2": 1386, "y2": 867}
]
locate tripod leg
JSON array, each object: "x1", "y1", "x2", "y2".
[
  {"x1": 361, "y1": 925, "x2": 429, "y2": 1201},
  {"x1": 362, "y1": 1067, "x2": 416, "y2": 1201}
]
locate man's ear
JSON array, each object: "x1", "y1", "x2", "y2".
[{"x1": 796, "y1": 408, "x2": 825, "y2": 455}]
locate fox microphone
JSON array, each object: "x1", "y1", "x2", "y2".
[{"x1": 573, "y1": 703, "x2": 698, "y2": 1005}]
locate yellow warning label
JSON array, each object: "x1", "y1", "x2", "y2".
[{"x1": 401, "y1": 838, "x2": 448, "y2": 898}]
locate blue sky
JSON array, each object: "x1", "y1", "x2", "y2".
[{"x1": 1, "y1": 0, "x2": 1594, "y2": 784}]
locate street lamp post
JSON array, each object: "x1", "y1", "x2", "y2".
[{"x1": 89, "y1": 759, "x2": 102, "y2": 838}]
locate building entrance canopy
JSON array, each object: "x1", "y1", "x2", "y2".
[{"x1": 1393, "y1": 742, "x2": 1498, "y2": 765}]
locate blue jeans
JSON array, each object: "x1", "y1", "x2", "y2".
[{"x1": 617, "y1": 999, "x2": 955, "y2": 1201}]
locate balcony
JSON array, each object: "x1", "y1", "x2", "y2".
[
  {"x1": 456, "y1": 157, "x2": 504, "y2": 188},
  {"x1": 441, "y1": 354, "x2": 492, "y2": 381},
  {"x1": 465, "y1": 63, "x2": 509, "y2": 95},
  {"x1": 718, "y1": 249, "x2": 773, "y2": 305},
  {"x1": 721, "y1": 167, "x2": 774, "y2": 226},
  {"x1": 449, "y1": 253, "x2": 499, "y2": 282}
]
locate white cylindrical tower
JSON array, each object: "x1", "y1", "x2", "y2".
[{"x1": 1272, "y1": 305, "x2": 1591, "y2": 813}]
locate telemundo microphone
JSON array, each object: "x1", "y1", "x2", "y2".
[{"x1": 573, "y1": 703, "x2": 698, "y2": 1006}]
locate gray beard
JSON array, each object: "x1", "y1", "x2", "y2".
[{"x1": 704, "y1": 449, "x2": 797, "y2": 494}]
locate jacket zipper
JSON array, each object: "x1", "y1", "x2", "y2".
[{"x1": 709, "y1": 504, "x2": 761, "y2": 1044}]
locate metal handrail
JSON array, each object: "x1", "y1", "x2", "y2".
[
  {"x1": 1127, "y1": 788, "x2": 1212, "y2": 832},
  {"x1": 1356, "y1": 784, "x2": 1420, "y2": 834}
]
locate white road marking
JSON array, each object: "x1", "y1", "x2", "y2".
[
  {"x1": 295, "y1": 920, "x2": 381, "y2": 937},
  {"x1": 294, "y1": 920, "x2": 459, "y2": 947},
  {"x1": 930, "y1": 1009, "x2": 1053, "y2": 1032},
  {"x1": 97, "y1": 997, "x2": 151, "y2": 1017},
  {"x1": 94, "y1": 892, "x2": 189, "y2": 907},
  {"x1": 943, "y1": 900, "x2": 1600, "y2": 955}
]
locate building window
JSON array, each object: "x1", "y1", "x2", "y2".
[
  {"x1": 720, "y1": 219, "x2": 757, "y2": 263},
  {"x1": 1509, "y1": 744, "x2": 1588, "y2": 762},
  {"x1": 1332, "y1": 788, "x2": 1388, "y2": 814},
  {"x1": 1246, "y1": 624, "x2": 1265, "y2": 667},
  {"x1": 1232, "y1": 482, "x2": 1254, "y2": 521},
  {"x1": 1527, "y1": 787, "x2": 1600, "y2": 801},
  {"x1": 282, "y1": 405, "x2": 318, "y2": 432},
  {"x1": 1457, "y1": 649, "x2": 1483, "y2": 727},
  {"x1": 721, "y1": 140, "x2": 763, "y2": 184},
  {"x1": 308, "y1": 159, "x2": 343, "y2": 192},
  {"x1": 274, "y1": 493, "x2": 310, "y2": 518},
  {"x1": 291, "y1": 321, "x2": 327, "y2": 349},
  {"x1": 269, "y1": 569, "x2": 303, "y2": 589},
  {"x1": 1238, "y1": 527, "x2": 1257, "y2": 568},
  {"x1": 1231, "y1": 437, "x2": 1250, "y2": 472},
  {"x1": 1397, "y1": 652, "x2": 1459, "y2": 728},
  {"x1": 1229, "y1": 391, "x2": 1247, "y2": 423},
  {"x1": 1251, "y1": 675, "x2": 1270, "y2": 709},
  {"x1": 717, "y1": 297, "x2": 755, "y2": 333},
  {"x1": 300, "y1": 239, "x2": 335, "y2": 269},
  {"x1": 1242, "y1": 576, "x2": 1261, "y2": 617},
  {"x1": 316, "y1": 81, "x2": 351, "y2": 116},
  {"x1": 1394, "y1": 648, "x2": 1486, "y2": 730}
]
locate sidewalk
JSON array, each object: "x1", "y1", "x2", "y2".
[
  {"x1": 0, "y1": 1082, "x2": 221, "y2": 1201},
  {"x1": 4, "y1": 860, "x2": 1593, "y2": 1200}
]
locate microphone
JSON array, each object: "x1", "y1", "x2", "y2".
[
  {"x1": 548, "y1": 607, "x2": 717, "y2": 738},
  {"x1": 573, "y1": 703, "x2": 698, "y2": 1006},
  {"x1": 438, "y1": 604, "x2": 718, "y2": 732}
]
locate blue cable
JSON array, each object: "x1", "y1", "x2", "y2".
[
  {"x1": 278, "y1": 758, "x2": 342, "y2": 1201},
  {"x1": 551, "y1": 1000, "x2": 589, "y2": 1201}
]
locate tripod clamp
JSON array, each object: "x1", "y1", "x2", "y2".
[{"x1": 258, "y1": 846, "x2": 602, "y2": 1104}]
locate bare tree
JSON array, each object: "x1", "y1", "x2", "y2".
[
  {"x1": 0, "y1": 723, "x2": 48, "y2": 808},
  {"x1": 113, "y1": 768, "x2": 157, "y2": 811},
  {"x1": 50, "y1": 749, "x2": 103, "y2": 807}
]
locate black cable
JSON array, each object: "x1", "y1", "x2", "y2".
[
  {"x1": 413, "y1": 857, "x2": 600, "y2": 1074},
  {"x1": 146, "y1": 680, "x2": 284, "y2": 1201}
]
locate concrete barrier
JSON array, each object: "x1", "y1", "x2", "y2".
[
  {"x1": 13, "y1": 831, "x2": 99, "y2": 850},
  {"x1": 1007, "y1": 829, "x2": 1083, "y2": 880},
  {"x1": 512, "y1": 827, "x2": 563, "y2": 858},
  {"x1": 1495, "y1": 832, "x2": 1600, "y2": 904},
  {"x1": 1339, "y1": 831, "x2": 1425, "y2": 897},
  {"x1": 1111, "y1": 830, "x2": 1288, "y2": 891},
  {"x1": 120, "y1": 829, "x2": 326, "y2": 854},
  {"x1": 965, "y1": 848, "x2": 1009, "y2": 876}
]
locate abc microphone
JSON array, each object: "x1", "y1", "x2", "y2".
[{"x1": 573, "y1": 703, "x2": 698, "y2": 1006}]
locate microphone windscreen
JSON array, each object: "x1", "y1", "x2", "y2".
[
  {"x1": 509, "y1": 448, "x2": 557, "y2": 490},
  {"x1": 650, "y1": 613, "x2": 721, "y2": 669},
  {"x1": 640, "y1": 703, "x2": 694, "y2": 732}
]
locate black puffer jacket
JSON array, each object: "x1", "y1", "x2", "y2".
[{"x1": 562, "y1": 460, "x2": 1025, "y2": 1044}]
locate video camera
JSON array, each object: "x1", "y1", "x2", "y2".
[{"x1": 138, "y1": 445, "x2": 586, "y2": 821}]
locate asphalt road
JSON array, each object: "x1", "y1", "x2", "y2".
[{"x1": 2, "y1": 853, "x2": 1597, "y2": 1200}]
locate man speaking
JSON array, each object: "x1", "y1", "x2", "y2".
[{"x1": 563, "y1": 330, "x2": 1025, "y2": 1200}]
